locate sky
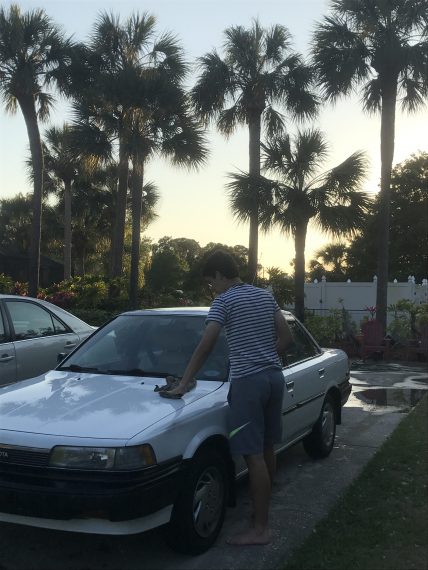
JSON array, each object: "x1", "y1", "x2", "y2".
[{"x1": 0, "y1": 0, "x2": 427, "y2": 274}]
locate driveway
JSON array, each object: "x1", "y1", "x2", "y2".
[{"x1": 1, "y1": 361, "x2": 427, "y2": 570}]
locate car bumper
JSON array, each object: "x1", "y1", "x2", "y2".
[
  {"x1": 339, "y1": 379, "x2": 352, "y2": 406},
  {"x1": 0, "y1": 456, "x2": 188, "y2": 533}
]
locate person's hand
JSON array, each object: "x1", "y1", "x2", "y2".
[{"x1": 158, "y1": 382, "x2": 186, "y2": 399}]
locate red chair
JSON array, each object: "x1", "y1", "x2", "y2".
[{"x1": 360, "y1": 320, "x2": 391, "y2": 361}]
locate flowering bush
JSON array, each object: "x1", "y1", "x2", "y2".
[{"x1": 365, "y1": 306, "x2": 377, "y2": 320}]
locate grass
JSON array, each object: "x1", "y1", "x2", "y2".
[{"x1": 284, "y1": 393, "x2": 428, "y2": 570}]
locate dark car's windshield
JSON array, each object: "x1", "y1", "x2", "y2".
[{"x1": 58, "y1": 314, "x2": 230, "y2": 381}]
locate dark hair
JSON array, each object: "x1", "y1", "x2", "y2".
[{"x1": 202, "y1": 250, "x2": 239, "y2": 279}]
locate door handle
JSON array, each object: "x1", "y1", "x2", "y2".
[
  {"x1": 64, "y1": 342, "x2": 77, "y2": 349},
  {"x1": 0, "y1": 354, "x2": 15, "y2": 363},
  {"x1": 318, "y1": 368, "x2": 325, "y2": 378},
  {"x1": 286, "y1": 380, "x2": 294, "y2": 391}
]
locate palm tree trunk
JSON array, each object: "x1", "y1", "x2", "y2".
[
  {"x1": 248, "y1": 113, "x2": 261, "y2": 284},
  {"x1": 129, "y1": 158, "x2": 144, "y2": 309},
  {"x1": 376, "y1": 80, "x2": 398, "y2": 329},
  {"x1": 19, "y1": 96, "x2": 43, "y2": 296},
  {"x1": 294, "y1": 222, "x2": 308, "y2": 323},
  {"x1": 110, "y1": 138, "x2": 129, "y2": 280},
  {"x1": 64, "y1": 180, "x2": 72, "y2": 280}
]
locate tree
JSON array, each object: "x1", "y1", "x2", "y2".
[
  {"x1": 0, "y1": 193, "x2": 61, "y2": 258},
  {"x1": 43, "y1": 124, "x2": 83, "y2": 279},
  {"x1": 70, "y1": 12, "x2": 206, "y2": 307},
  {"x1": 312, "y1": 0, "x2": 428, "y2": 327},
  {"x1": 228, "y1": 129, "x2": 370, "y2": 321},
  {"x1": 191, "y1": 19, "x2": 318, "y2": 283},
  {"x1": 346, "y1": 151, "x2": 428, "y2": 282},
  {"x1": 308, "y1": 242, "x2": 349, "y2": 281},
  {"x1": 0, "y1": 4, "x2": 71, "y2": 295}
]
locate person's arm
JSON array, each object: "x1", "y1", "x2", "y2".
[
  {"x1": 275, "y1": 310, "x2": 293, "y2": 356},
  {"x1": 167, "y1": 321, "x2": 222, "y2": 396}
]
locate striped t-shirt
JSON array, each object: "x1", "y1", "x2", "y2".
[{"x1": 206, "y1": 282, "x2": 282, "y2": 379}]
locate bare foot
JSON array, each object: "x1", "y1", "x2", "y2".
[{"x1": 226, "y1": 528, "x2": 271, "y2": 546}]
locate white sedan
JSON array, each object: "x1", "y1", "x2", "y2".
[
  {"x1": 0, "y1": 294, "x2": 95, "y2": 385},
  {"x1": 0, "y1": 307, "x2": 351, "y2": 554}
]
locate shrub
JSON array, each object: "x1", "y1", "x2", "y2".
[{"x1": 0, "y1": 273, "x2": 13, "y2": 293}]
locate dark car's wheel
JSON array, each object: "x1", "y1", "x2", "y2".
[
  {"x1": 165, "y1": 449, "x2": 229, "y2": 555},
  {"x1": 303, "y1": 394, "x2": 336, "y2": 459}
]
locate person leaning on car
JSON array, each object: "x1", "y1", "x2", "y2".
[{"x1": 166, "y1": 249, "x2": 293, "y2": 547}]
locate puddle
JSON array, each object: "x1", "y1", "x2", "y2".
[{"x1": 350, "y1": 387, "x2": 426, "y2": 413}]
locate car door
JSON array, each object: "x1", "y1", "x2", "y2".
[
  {"x1": 281, "y1": 319, "x2": 327, "y2": 442},
  {"x1": 4, "y1": 299, "x2": 80, "y2": 381},
  {"x1": 0, "y1": 304, "x2": 16, "y2": 385}
]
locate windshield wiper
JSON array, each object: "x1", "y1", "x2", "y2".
[
  {"x1": 57, "y1": 364, "x2": 101, "y2": 373},
  {"x1": 107, "y1": 369, "x2": 180, "y2": 378}
]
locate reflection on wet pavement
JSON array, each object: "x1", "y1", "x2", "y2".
[{"x1": 349, "y1": 387, "x2": 426, "y2": 414}]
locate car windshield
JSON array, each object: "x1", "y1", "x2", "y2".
[{"x1": 58, "y1": 314, "x2": 230, "y2": 381}]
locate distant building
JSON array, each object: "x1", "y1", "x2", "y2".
[{"x1": 0, "y1": 250, "x2": 64, "y2": 287}]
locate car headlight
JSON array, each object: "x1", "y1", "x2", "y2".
[{"x1": 49, "y1": 444, "x2": 156, "y2": 470}]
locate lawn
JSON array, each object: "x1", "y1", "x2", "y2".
[{"x1": 284, "y1": 393, "x2": 428, "y2": 570}]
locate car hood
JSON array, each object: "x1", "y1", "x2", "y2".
[{"x1": 0, "y1": 370, "x2": 223, "y2": 440}]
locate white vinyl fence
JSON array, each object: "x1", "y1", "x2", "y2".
[{"x1": 300, "y1": 276, "x2": 428, "y2": 328}]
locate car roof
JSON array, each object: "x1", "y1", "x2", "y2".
[{"x1": 121, "y1": 307, "x2": 294, "y2": 318}]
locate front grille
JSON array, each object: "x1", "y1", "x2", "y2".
[{"x1": 0, "y1": 445, "x2": 50, "y2": 467}]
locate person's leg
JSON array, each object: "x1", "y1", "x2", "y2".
[
  {"x1": 263, "y1": 444, "x2": 276, "y2": 488},
  {"x1": 227, "y1": 452, "x2": 271, "y2": 545}
]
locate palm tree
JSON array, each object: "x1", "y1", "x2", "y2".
[
  {"x1": 0, "y1": 4, "x2": 71, "y2": 295},
  {"x1": 70, "y1": 12, "x2": 191, "y2": 287},
  {"x1": 312, "y1": 0, "x2": 428, "y2": 328},
  {"x1": 191, "y1": 19, "x2": 318, "y2": 283},
  {"x1": 309, "y1": 242, "x2": 349, "y2": 281},
  {"x1": 126, "y1": 83, "x2": 207, "y2": 308},
  {"x1": 43, "y1": 124, "x2": 83, "y2": 279},
  {"x1": 228, "y1": 129, "x2": 370, "y2": 321}
]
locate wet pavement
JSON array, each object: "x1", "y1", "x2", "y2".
[{"x1": 0, "y1": 360, "x2": 427, "y2": 570}]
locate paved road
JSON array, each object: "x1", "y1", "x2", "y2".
[{"x1": 1, "y1": 361, "x2": 427, "y2": 570}]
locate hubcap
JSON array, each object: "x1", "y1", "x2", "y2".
[{"x1": 192, "y1": 465, "x2": 225, "y2": 538}]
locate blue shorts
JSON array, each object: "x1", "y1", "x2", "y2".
[{"x1": 227, "y1": 367, "x2": 285, "y2": 456}]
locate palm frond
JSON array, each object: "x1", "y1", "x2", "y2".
[
  {"x1": 217, "y1": 105, "x2": 241, "y2": 137},
  {"x1": 310, "y1": 151, "x2": 368, "y2": 199},
  {"x1": 262, "y1": 106, "x2": 286, "y2": 139},
  {"x1": 191, "y1": 50, "x2": 231, "y2": 122},
  {"x1": 361, "y1": 77, "x2": 382, "y2": 113},
  {"x1": 264, "y1": 24, "x2": 292, "y2": 64},
  {"x1": 312, "y1": 16, "x2": 371, "y2": 101}
]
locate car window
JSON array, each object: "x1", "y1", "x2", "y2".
[
  {"x1": 0, "y1": 311, "x2": 6, "y2": 343},
  {"x1": 62, "y1": 314, "x2": 230, "y2": 381},
  {"x1": 52, "y1": 314, "x2": 69, "y2": 334},
  {"x1": 284, "y1": 320, "x2": 320, "y2": 366},
  {"x1": 6, "y1": 301, "x2": 56, "y2": 340}
]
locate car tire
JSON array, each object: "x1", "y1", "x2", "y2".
[
  {"x1": 303, "y1": 394, "x2": 336, "y2": 459},
  {"x1": 165, "y1": 448, "x2": 229, "y2": 555}
]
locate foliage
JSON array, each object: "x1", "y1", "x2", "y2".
[
  {"x1": 348, "y1": 153, "x2": 428, "y2": 281},
  {"x1": 308, "y1": 243, "x2": 348, "y2": 282},
  {"x1": 0, "y1": 273, "x2": 13, "y2": 293},
  {"x1": 309, "y1": 152, "x2": 428, "y2": 282},
  {"x1": 228, "y1": 129, "x2": 370, "y2": 321},
  {"x1": 258, "y1": 267, "x2": 294, "y2": 308},
  {"x1": 304, "y1": 309, "x2": 343, "y2": 347},
  {"x1": 312, "y1": 1, "x2": 428, "y2": 327},
  {"x1": 191, "y1": 19, "x2": 318, "y2": 282},
  {"x1": 39, "y1": 275, "x2": 123, "y2": 310}
]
